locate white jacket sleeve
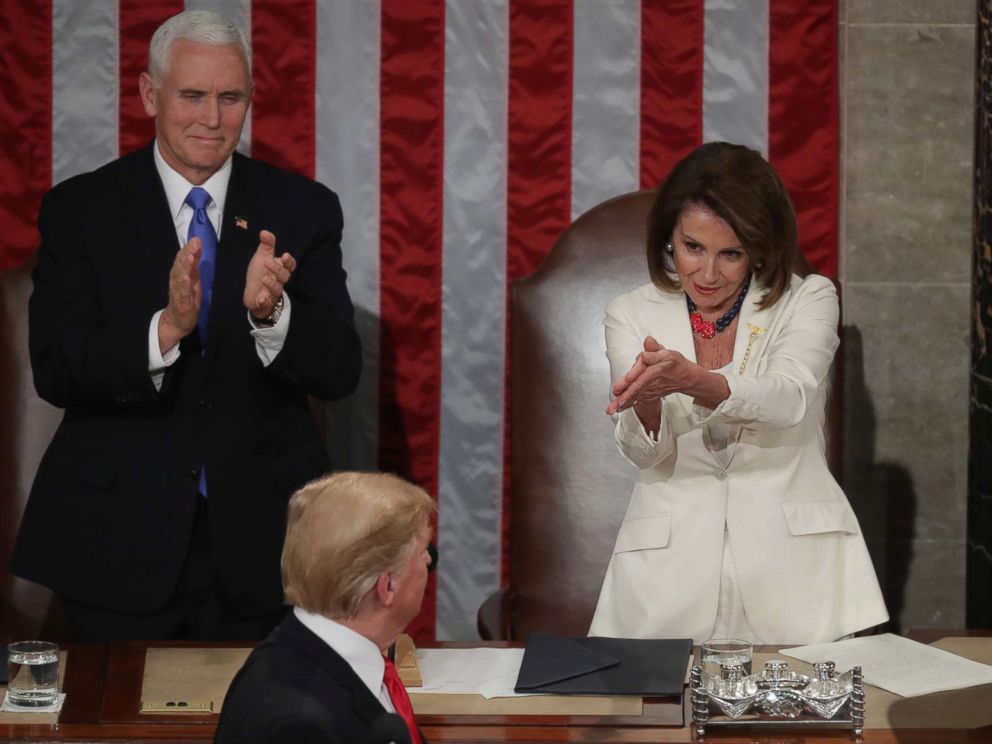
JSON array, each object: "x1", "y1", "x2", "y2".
[
  {"x1": 605, "y1": 297, "x2": 677, "y2": 469},
  {"x1": 698, "y1": 275, "x2": 839, "y2": 429}
]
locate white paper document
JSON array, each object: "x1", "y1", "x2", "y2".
[
  {"x1": 407, "y1": 648, "x2": 536, "y2": 699},
  {"x1": 780, "y1": 633, "x2": 992, "y2": 697}
]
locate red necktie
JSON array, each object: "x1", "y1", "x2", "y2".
[{"x1": 382, "y1": 657, "x2": 423, "y2": 744}]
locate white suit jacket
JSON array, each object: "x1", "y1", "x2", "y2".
[{"x1": 589, "y1": 274, "x2": 888, "y2": 644}]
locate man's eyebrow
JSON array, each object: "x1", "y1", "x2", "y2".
[{"x1": 176, "y1": 87, "x2": 246, "y2": 96}]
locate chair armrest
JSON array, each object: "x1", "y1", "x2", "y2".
[{"x1": 476, "y1": 584, "x2": 520, "y2": 641}]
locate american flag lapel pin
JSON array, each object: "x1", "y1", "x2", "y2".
[{"x1": 235, "y1": 217, "x2": 248, "y2": 230}]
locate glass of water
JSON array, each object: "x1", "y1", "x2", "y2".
[
  {"x1": 701, "y1": 638, "x2": 753, "y2": 678},
  {"x1": 5, "y1": 641, "x2": 60, "y2": 708}
]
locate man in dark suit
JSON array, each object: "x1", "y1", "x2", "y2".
[
  {"x1": 10, "y1": 10, "x2": 361, "y2": 641},
  {"x1": 215, "y1": 471, "x2": 435, "y2": 744}
]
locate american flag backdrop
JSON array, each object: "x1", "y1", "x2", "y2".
[{"x1": 0, "y1": 0, "x2": 838, "y2": 641}]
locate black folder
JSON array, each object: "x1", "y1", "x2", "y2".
[{"x1": 514, "y1": 633, "x2": 692, "y2": 696}]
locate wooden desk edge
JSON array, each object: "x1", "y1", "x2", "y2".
[{"x1": 1, "y1": 632, "x2": 988, "y2": 742}]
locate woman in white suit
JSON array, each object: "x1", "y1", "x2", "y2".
[{"x1": 589, "y1": 143, "x2": 887, "y2": 645}]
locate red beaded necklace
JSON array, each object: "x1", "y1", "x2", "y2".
[{"x1": 686, "y1": 276, "x2": 751, "y2": 340}]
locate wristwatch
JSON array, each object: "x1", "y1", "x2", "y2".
[{"x1": 253, "y1": 294, "x2": 285, "y2": 327}]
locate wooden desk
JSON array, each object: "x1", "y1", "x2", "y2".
[{"x1": 1, "y1": 635, "x2": 990, "y2": 743}]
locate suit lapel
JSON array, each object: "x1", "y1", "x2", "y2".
[
  {"x1": 641, "y1": 286, "x2": 696, "y2": 420},
  {"x1": 731, "y1": 279, "x2": 778, "y2": 377},
  {"x1": 123, "y1": 146, "x2": 181, "y2": 299},
  {"x1": 203, "y1": 154, "x2": 258, "y2": 371},
  {"x1": 645, "y1": 286, "x2": 697, "y2": 364}
]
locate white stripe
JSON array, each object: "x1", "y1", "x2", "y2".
[
  {"x1": 571, "y1": 0, "x2": 641, "y2": 219},
  {"x1": 702, "y1": 0, "x2": 769, "y2": 155},
  {"x1": 437, "y1": 0, "x2": 509, "y2": 641},
  {"x1": 52, "y1": 0, "x2": 118, "y2": 184},
  {"x1": 185, "y1": 0, "x2": 252, "y2": 155},
  {"x1": 316, "y1": 0, "x2": 381, "y2": 472}
]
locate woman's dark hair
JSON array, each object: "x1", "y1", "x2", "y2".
[{"x1": 646, "y1": 141, "x2": 797, "y2": 309}]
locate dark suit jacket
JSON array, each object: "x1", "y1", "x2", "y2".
[
  {"x1": 215, "y1": 613, "x2": 412, "y2": 743},
  {"x1": 11, "y1": 145, "x2": 362, "y2": 616}
]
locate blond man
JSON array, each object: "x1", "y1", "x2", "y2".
[{"x1": 215, "y1": 472, "x2": 435, "y2": 744}]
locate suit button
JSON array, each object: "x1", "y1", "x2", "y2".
[
  {"x1": 715, "y1": 470, "x2": 727, "y2": 481},
  {"x1": 199, "y1": 399, "x2": 212, "y2": 410},
  {"x1": 187, "y1": 468, "x2": 199, "y2": 482}
]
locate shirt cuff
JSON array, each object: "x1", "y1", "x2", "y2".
[
  {"x1": 249, "y1": 293, "x2": 292, "y2": 367},
  {"x1": 149, "y1": 309, "x2": 181, "y2": 392},
  {"x1": 615, "y1": 405, "x2": 662, "y2": 445}
]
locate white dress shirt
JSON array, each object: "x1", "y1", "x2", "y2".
[
  {"x1": 293, "y1": 607, "x2": 396, "y2": 713},
  {"x1": 147, "y1": 140, "x2": 291, "y2": 389}
]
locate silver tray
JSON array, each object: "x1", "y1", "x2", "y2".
[{"x1": 689, "y1": 659, "x2": 865, "y2": 737}]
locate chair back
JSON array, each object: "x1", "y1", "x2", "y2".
[
  {"x1": 0, "y1": 263, "x2": 70, "y2": 641},
  {"x1": 508, "y1": 191, "x2": 652, "y2": 638}
]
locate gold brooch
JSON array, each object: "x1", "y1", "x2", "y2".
[{"x1": 738, "y1": 323, "x2": 767, "y2": 374}]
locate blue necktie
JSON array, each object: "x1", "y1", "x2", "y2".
[
  {"x1": 185, "y1": 187, "x2": 218, "y2": 346},
  {"x1": 186, "y1": 187, "x2": 216, "y2": 498}
]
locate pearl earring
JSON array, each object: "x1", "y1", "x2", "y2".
[{"x1": 666, "y1": 242, "x2": 674, "y2": 253}]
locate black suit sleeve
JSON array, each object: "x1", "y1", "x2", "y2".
[
  {"x1": 28, "y1": 184, "x2": 160, "y2": 409},
  {"x1": 264, "y1": 187, "x2": 362, "y2": 401}
]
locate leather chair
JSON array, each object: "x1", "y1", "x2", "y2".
[
  {"x1": 0, "y1": 263, "x2": 72, "y2": 642},
  {"x1": 477, "y1": 190, "x2": 842, "y2": 641}
]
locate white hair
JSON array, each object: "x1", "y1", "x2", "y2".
[{"x1": 148, "y1": 10, "x2": 251, "y2": 84}]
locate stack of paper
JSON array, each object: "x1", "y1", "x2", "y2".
[{"x1": 781, "y1": 633, "x2": 992, "y2": 697}]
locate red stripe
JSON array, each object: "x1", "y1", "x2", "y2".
[
  {"x1": 506, "y1": 1, "x2": 573, "y2": 283},
  {"x1": 503, "y1": 0, "x2": 574, "y2": 587},
  {"x1": 768, "y1": 0, "x2": 839, "y2": 277},
  {"x1": 251, "y1": 0, "x2": 316, "y2": 178},
  {"x1": 639, "y1": 0, "x2": 704, "y2": 188},
  {"x1": 0, "y1": 0, "x2": 51, "y2": 271},
  {"x1": 119, "y1": 0, "x2": 183, "y2": 156},
  {"x1": 378, "y1": 0, "x2": 445, "y2": 641}
]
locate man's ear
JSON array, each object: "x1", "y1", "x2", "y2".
[
  {"x1": 139, "y1": 72, "x2": 158, "y2": 117},
  {"x1": 375, "y1": 572, "x2": 394, "y2": 608}
]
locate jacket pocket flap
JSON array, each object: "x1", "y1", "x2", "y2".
[
  {"x1": 782, "y1": 501, "x2": 859, "y2": 536},
  {"x1": 614, "y1": 515, "x2": 671, "y2": 554}
]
